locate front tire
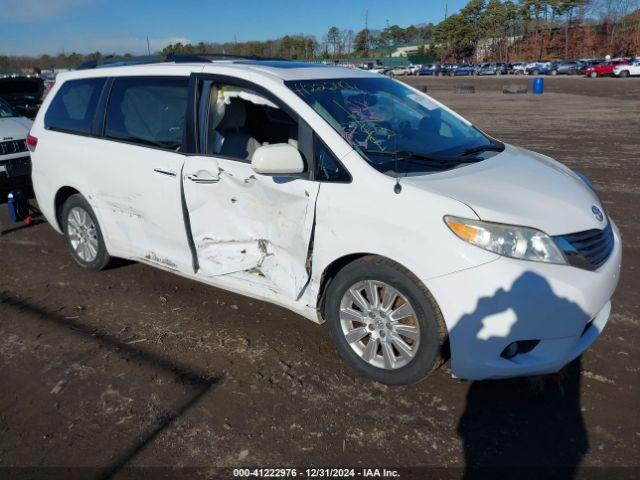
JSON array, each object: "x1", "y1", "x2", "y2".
[
  {"x1": 619, "y1": 70, "x2": 630, "y2": 78},
  {"x1": 324, "y1": 256, "x2": 447, "y2": 385},
  {"x1": 61, "y1": 194, "x2": 111, "y2": 270}
]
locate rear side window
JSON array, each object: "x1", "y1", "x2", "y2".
[
  {"x1": 105, "y1": 77, "x2": 188, "y2": 151},
  {"x1": 45, "y1": 77, "x2": 106, "y2": 134}
]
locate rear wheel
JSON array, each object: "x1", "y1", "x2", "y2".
[
  {"x1": 61, "y1": 194, "x2": 111, "y2": 270},
  {"x1": 324, "y1": 256, "x2": 447, "y2": 385},
  {"x1": 619, "y1": 70, "x2": 630, "y2": 78}
]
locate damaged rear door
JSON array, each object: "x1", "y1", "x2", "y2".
[{"x1": 182, "y1": 75, "x2": 320, "y2": 300}]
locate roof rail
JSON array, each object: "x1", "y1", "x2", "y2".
[
  {"x1": 167, "y1": 53, "x2": 290, "y2": 63},
  {"x1": 75, "y1": 55, "x2": 164, "y2": 70},
  {"x1": 74, "y1": 53, "x2": 291, "y2": 70}
]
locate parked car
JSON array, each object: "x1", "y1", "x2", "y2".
[
  {"x1": 585, "y1": 59, "x2": 628, "y2": 77},
  {"x1": 0, "y1": 98, "x2": 33, "y2": 200},
  {"x1": 438, "y1": 63, "x2": 455, "y2": 76},
  {"x1": 613, "y1": 61, "x2": 640, "y2": 77},
  {"x1": 478, "y1": 62, "x2": 508, "y2": 75},
  {"x1": 509, "y1": 62, "x2": 526, "y2": 75},
  {"x1": 451, "y1": 64, "x2": 475, "y2": 76},
  {"x1": 29, "y1": 60, "x2": 621, "y2": 385},
  {"x1": 574, "y1": 59, "x2": 601, "y2": 75},
  {"x1": 549, "y1": 61, "x2": 580, "y2": 75},
  {"x1": 418, "y1": 64, "x2": 440, "y2": 76},
  {"x1": 407, "y1": 64, "x2": 422, "y2": 75},
  {"x1": 525, "y1": 63, "x2": 550, "y2": 75},
  {"x1": 389, "y1": 66, "x2": 410, "y2": 76},
  {"x1": 370, "y1": 66, "x2": 391, "y2": 75},
  {"x1": 0, "y1": 76, "x2": 45, "y2": 119}
]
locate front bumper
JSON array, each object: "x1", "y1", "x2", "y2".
[
  {"x1": 425, "y1": 222, "x2": 622, "y2": 380},
  {"x1": 0, "y1": 154, "x2": 33, "y2": 200}
]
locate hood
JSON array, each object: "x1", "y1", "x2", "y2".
[
  {"x1": 0, "y1": 116, "x2": 32, "y2": 140},
  {"x1": 403, "y1": 144, "x2": 605, "y2": 236}
]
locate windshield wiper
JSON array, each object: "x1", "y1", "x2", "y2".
[
  {"x1": 461, "y1": 142, "x2": 505, "y2": 156},
  {"x1": 363, "y1": 149, "x2": 445, "y2": 162},
  {"x1": 364, "y1": 149, "x2": 484, "y2": 166}
]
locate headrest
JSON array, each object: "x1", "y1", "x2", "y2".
[
  {"x1": 208, "y1": 86, "x2": 226, "y2": 130},
  {"x1": 220, "y1": 99, "x2": 247, "y2": 130}
]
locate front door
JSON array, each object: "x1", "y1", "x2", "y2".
[{"x1": 182, "y1": 77, "x2": 319, "y2": 300}]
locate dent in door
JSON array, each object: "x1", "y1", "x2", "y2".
[{"x1": 187, "y1": 168, "x2": 318, "y2": 299}]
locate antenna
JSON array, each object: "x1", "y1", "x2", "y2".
[{"x1": 390, "y1": 86, "x2": 401, "y2": 194}]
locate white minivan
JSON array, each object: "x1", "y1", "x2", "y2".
[{"x1": 29, "y1": 59, "x2": 622, "y2": 385}]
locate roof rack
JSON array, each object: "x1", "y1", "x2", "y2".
[
  {"x1": 167, "y1": 53, "x2": 290, "y2": 63},
  {"x1": 75, "y1": 55, "x2": 165, "y2": 70},
  {"x1": 75, "y1": 53, "x2": 290, "y2": 70}
]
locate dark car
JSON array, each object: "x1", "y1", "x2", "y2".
[
  {"x1": 549, "y1": 61, "x2": 580, "y2": 75},
  {"x1": 450, "y1": 64, "x2": 475, "y2": 76},
  {"x1": 438, "y1": 63, "x2": 455, "y2": 76},
  {"x1": 478, "y1": 62, "x2": 508, "y2": 75},
  {"x1": 418, "y1": 64, "x2": 440, "y2": 76},
  {"x1": 0, "y1": 77, "x2": 45, "y2": 119}
]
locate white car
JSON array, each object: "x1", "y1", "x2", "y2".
[
  {"x1": 369, "y1": 66, "x2": 387, "y2": 74},
  {"x1": 613, "y1": 62, "x2": 640, "y2": 77},
  {"x1": 407, "y1": 64, "x2": 422, "y2": 75},
  {"x1": 389, "y1": 66, "x2": 410, "y2": 76},
  {"x1": 29, "y1": 60, "x2": 621, "y2": 385},
  {"x1": 0, "y1": 98, "x2": 33, "y2": 198},
  {"x1": 511, "y1": 63, "x2": 526, "y2": 75}
]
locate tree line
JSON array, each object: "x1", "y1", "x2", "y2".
[
  {"x1": 433, "y1": 0, "x2": 640, "y2": 62},
  {"x1": 1, "y1": 0, "x2": 638, "y2": 71}
]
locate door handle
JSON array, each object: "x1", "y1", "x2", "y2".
[
  {"x1": 154, "y1": 167, "x2": 177, "y2": 177},
  {"x1": 187, "y1": 173, "x2": 219, "y2": 184}
]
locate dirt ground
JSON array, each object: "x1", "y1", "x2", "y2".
[{"x1": 1, "y1": 76, "x2": 639, "y2": 479}]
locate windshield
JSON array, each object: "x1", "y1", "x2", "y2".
[
  {"x1": 0, "y1": 100, "x2": 16, "y2": 118},
  {"x1": 285, "y1": 77, "x2": 500, "y2": 175}
]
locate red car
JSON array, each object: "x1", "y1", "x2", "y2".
[{"x1": 585, "y1": 59, "x2": 628, "y2": 78}]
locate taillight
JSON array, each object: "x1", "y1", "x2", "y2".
[{"x1": 26, "y1": 134, "x2": 38, "y2": 152}]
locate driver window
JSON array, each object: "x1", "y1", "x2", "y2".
[{"x1": 198, "y1": 82, "x2": 300, "y2": 163}]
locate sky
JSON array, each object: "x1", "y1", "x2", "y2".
[{"x1": 0, "y1": 0, "x2": 470, "y2": 56}]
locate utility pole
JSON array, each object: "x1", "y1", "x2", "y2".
[
  {"x1": 445, "y1": 3, "x2": 448, "y2": 20},
  {"x1": 365, "y1": 10, "x2": 369, "y2": 56},
  {"x1": 386, "y1": 19, "x2": 391, "y2": 58},
  {"x1": 146, "y1": 36, "x2": 151, "y2": 56}
]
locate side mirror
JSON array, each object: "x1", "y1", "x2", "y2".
[{"x1": 251, "y1": 143, "x2": 305, "y2": 175}]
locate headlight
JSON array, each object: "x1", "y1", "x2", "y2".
[{"x1": 444, "y1": 216, "x2": 566, "y2": 264}]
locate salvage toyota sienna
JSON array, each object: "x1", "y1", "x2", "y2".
[{"x1": 28, "y1": 59, "x2": 622, "y2": 384}]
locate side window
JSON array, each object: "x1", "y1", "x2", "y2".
[
  {"x1": 315, "y1": 137, "x2": 351, "y2": 183},
  {"x1": 44, "y1": 77, "x2": 106, "y2": 134},
  {"x1": 199, "y1": 82, "x2": 300, "y2": 164},
  {"x1": 105, "y1": 77, "x2": 188, "y2": 151}
]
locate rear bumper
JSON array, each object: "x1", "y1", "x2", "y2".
[{"x1": 425, "y1": 222, "x2": 622, "y2": 380}]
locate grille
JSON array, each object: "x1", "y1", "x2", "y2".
[
  {"x1": 0, "y1": 139, "x2": 28, "y2": 156},
  {"x1": 554, "y1": 221, "x2": 614, "y2": 271}
]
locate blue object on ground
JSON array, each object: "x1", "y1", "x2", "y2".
[{"x1": 533, "y1": 77, "x2": 544, "y2": 95}]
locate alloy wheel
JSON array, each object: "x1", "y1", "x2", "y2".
[
  {"x1": 67, "y1": 206, "x2": 99, "y2": 262},
  {"x1": 339, "y1": 280, "x2": 420, "y2": 370}
]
